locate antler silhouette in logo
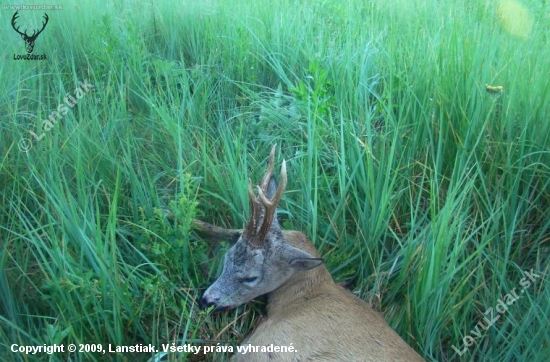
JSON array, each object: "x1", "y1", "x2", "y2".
[{"x1": 11, "y1": 11, "x2": 49, "y2": 54}]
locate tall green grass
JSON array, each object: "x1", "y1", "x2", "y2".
[{"x1": 1, "y1": 0, "x2": 548, "y2": 360}]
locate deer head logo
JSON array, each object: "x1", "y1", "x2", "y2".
[{"x1": 11, "y1": 11, "x2": 49, "y2": 54}]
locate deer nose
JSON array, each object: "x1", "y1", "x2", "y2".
[
  {"x1": 199, "y1": 295, "x2": 215, "y2": 309},
  {"x1": 199, "y1": 294, "x2": 229, "y2": 312}
]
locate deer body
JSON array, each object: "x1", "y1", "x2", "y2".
[
  {"x1": 235, "y1": 230, "x2": 423, "y2": 361},
  {"x1": 199, "y1": 145, "x2": 424, "y2": 361}
]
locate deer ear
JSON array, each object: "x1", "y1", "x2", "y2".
[
  {"x1": 289, "y1": 257, "x2": 324, "y2": 271},
  {"x1": 282, "y1": 244, "x2": 324, "y2": 270}
]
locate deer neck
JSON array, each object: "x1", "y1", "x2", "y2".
[{"x1": 266, "y1": 263, "x2": 333, "y2": 317}]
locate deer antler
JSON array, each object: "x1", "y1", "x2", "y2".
[
  {"x1": 256, "y1": 160, "x2": 286, "y2": 241},
  {"x1": 243, "y1": 144, "x2": 287, "y2": 247},
  {"x1": 11, "y1": 11, "x2": 48, "y2": 39},
  {"x1": 33, "y1": 13, "x2": 49, "y2": 38},
  {"x1": 11, "y1": 11, "x2": 25, "y2": 37}
]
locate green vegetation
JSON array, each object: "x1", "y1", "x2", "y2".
[{"x1": 1, "y1": 0, "x2": 549, "y2": 360}]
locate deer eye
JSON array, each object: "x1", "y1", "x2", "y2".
[{"x1": 239, "y1": 277, "x2": 258, "y2": 285}]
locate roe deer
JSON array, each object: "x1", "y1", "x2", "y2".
[{"x1": 198, "y1": 145, "x2": 424, "y2": 361}]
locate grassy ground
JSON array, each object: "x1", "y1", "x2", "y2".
[{"x1": 1, "y1": 0, "x2": 549, "y2": 361}]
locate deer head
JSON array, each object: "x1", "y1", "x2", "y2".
[
  {"x1": 200, "y1": 145, "x2": 323, "y2": 311},
  {"x1": 12, "y1": 11, "x2": 49, "y2": 54}
]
